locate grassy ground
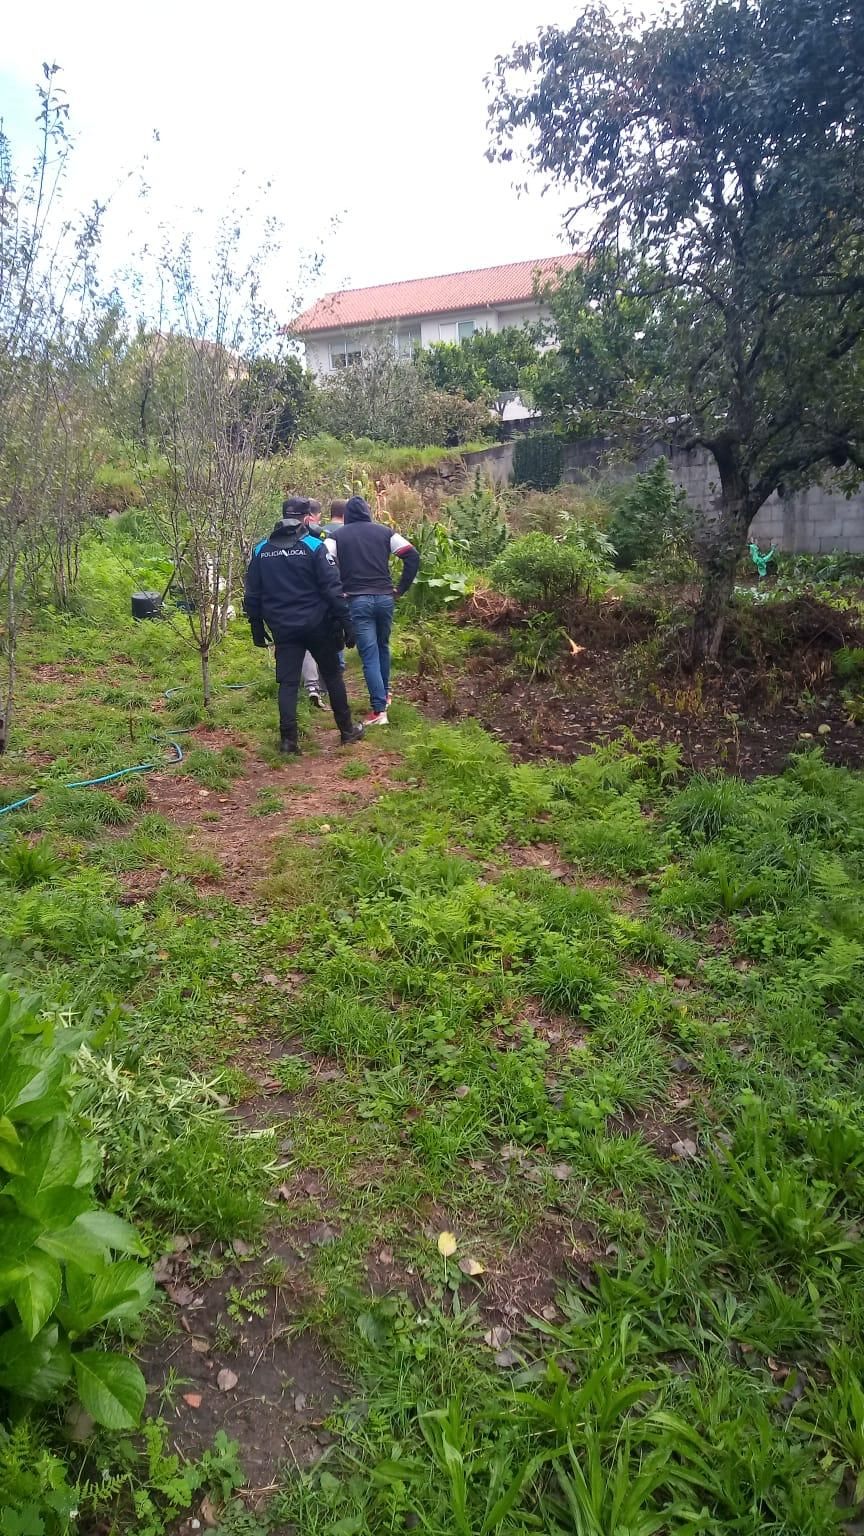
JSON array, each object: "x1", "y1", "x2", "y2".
[{"x1": 2, "y1": 527, "x2": 864, "y2": 1534}]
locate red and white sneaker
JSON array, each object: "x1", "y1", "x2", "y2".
[{"x1": 364, "y1": 710, "x2": 389, "y2": 727}]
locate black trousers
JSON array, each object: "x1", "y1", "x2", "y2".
[{"x1": 274, "y1": 622, "x2": 353, "y2": 744}]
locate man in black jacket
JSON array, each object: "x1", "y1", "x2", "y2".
[
  {"x1": 244, "y1": 498, "x2": 364, "y2": 754},
  {"x1": 329, "y1": 495, "x2": 420, "y2": 726}
]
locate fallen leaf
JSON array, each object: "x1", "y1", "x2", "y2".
[
  {"x1": 199, "y1": 1494, "x2": 220, "y2": 1528},
  {"x1": 483, "y1": 1326, "x2": 511, "y2": 1350},
  {"x1": 671, "y1": 1138, "x2": 699, "y2": 1160},
  {"x1": 262, "y1": 971, "x2": 281, "y2": 985},
  {"x1": 458, "y1": 1257, "x2": 485, "y2": 1277},
  {"x1": 499, "y1": 1143, "x2": 524, "y2": 1162},
  {"x1": 165, "y1": 1283, "x2": 196, "y2": 1307},
  {"x1": 171, "y1": 1234, "x2": 192, "y2": 1253},
  {"x1": 540, "y1": 1303, "x2": 558, "y2": 1321},
  {"x1": 494, "y1": 1348, "x2": 519, "y2": 1368},
  {"x1": 550, "y1": 1163, "x2": 572, "y2": 1182},
  {"x1": 308, "y1": 1222, "x2": 339, "y2": 1246},
  {"x1": 453, "y1": 1084, "x2": 470, "y2": 1099},
  {"x1": 183, "y1": 1393, "x2": 203, "y2": 1409},
  {"x1": 230, "y1": 1238, "x2": 252, "y2": 1257},
  {"x1": 216, "y1": 1369, "x2": 238, "y2": 1393},
  {"x1": 277, "y1": 1183, "x2": 294, "y2": 1201},
  {"x1": 437, "y1": 1231, "x2": 457, "y2": 1259},
  {"x1": 817, "y1": 723, "x2": 832, "y2": 735},
  {"x1": 153, "y1": 1254, "x2": 177, "y2": 1284},
  {"x1": 294, "y1": 1391, "x2": 308, "y2": 1413},
  {"x1": 378, "y1": 1247, "x2": 394, "y2": 1266},
  {"x1": 319, "y1": 823, "x2": 332, "y2": 833},
  {"x1": 190, "y1": 1338, "x2": 210, "y2": 1354},
  {"x1": 524, "y1": 1166, "x2": 545, "y2": 1183},
  {"x1": 65, "y1": 1403, "x2": 95, "y2": 1442}
]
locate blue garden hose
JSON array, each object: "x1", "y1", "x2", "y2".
[
  {"x1": 0, "y1": 677, "x2": 255, "y2": 820},
  {"x1": 0, "y1": 740, "x2": 184, "y2": 820}
]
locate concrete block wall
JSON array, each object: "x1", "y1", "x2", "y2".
[{"x1": 455, "y1": 436, "x2": 864, "y2": 554}]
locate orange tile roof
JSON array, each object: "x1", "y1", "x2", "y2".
[{"x1": 289, "y1": 255, "x2": 582, "y2": 334}]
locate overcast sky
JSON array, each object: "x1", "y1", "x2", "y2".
[{"x1": 1, "y1": 0, "x2": 587, "y2": 324}]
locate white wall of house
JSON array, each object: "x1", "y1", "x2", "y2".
[{"x1": 301, "y1": 299, "x2": 552, "y2": 379}]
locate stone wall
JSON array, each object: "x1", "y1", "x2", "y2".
[{"x1": 449, "y1": 437, "x2": 864, "y2": 554}]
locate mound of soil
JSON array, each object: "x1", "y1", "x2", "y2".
[{"x1": 412, "y1": 595, "x2": 864, "y2": 778}]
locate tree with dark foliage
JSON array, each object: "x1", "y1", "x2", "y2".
[{"x1": 488, "y1": 0, "x2": 864, "y2": 659}]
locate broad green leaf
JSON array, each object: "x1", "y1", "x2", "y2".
[
  {"x1": 75, "y1": 1135, "x2": 102, "y2": 1189},
  {"x1": 59, "y1": 1259, "x2": 154, "y2": 1336},
  {"x1": 73, "y1": 1349, "x2": 146, "y2": 1430},
  {"x1": 8, "y1": 1054, "x2": 68, "y2": 1122},
  {"x1": 13, "y1": 1250, "x2": 62, "y2": 1340},
  {"x1": 0, "y1": 1211, "x2": 43, "y2": 1261},
  {"x1": 0, "y1": 1324, "x2": 72, "y2": 1400},
  {"x1": 0, "y1": 1115, "x2": 22, "y2": 1174},
  {"x1": 74, "y1": 1209, "x2": 147, "y2": 1257},
  {"x1": 15, "y1": 1120, "x2": 83, "y2": 1194},
  {"x1": 37, "y1": 1210, "x2": 145, "y2": 1272},
  {"x1": 11, "y1": 1186, "x2": 92, "y2": 1227},
  {"x1": 0, "y1": 1262, "x2": 30, "y2": 1308},
  {"x1": 37, "y1": 1216, "x2": 106, "y2": 1272}
]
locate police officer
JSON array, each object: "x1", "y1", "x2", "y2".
[{"x1": 244, "y1": 497, "x2": 364, "y2": 755}]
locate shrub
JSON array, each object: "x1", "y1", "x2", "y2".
[
  {"x1": 0, "y1": 838, "x2": 59, "y2": 889},
  {"x1": 834, "y1": 646, "x2": 864, "y2": 681},
  {"x1": 404, "y1": 520, "x2": 471, "y2": 614},
  {"x1": 489, "y1": 526, "x2": 612, "y2": 614},
  {"x1": 510, "y1": 482, "x2": 613, "y2": 537},
  {"x1": 73, "y1": 1050, "x2": 275, "y2": 1238},
  {"x1": 379, "y1": 478, "x2": 424, "y2": 529},
  {"x1": 0, "y1": 983, "x2": 152, "y2": 1432},
  {"x1": 444, "y1": 474, "x2": 508, "y2": 568},
  {"x1": 608, "y1": 457, "x2": 695, "y2": 571},
  {"x1": 512, "y1": 433, "x2": 563, "y2": 489},
  {"x1": 313, "y1": 347, "x2": 490, "y2": 448}
]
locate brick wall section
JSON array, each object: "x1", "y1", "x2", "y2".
[{"x1": 453, "y1": 439, "x2": 864, "y2": 554}]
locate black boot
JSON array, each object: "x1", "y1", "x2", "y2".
[
  {"x1": 280, "y1": 737, "x2": 301, "y2": 756},
  {"x1": 340, "y1": 724, "x2": 364, "y2": 746}
]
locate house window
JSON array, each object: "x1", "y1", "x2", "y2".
[
  {"x1": 329, "y1": 338, "x2": 363, "y2": 370},
  {"x1": 395, "y1": 326, "x2": 421, "y2": 357},
  {"x1": 458, "y1": 320, "x2": 476, "y2": 341}
]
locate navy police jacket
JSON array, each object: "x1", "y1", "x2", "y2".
[{"x1": 243, "y1": 524, "x2": 351, "y2": 641}]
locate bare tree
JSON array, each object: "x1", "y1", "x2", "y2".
[
  {"x1": 131, "y1": 218, "x2": 294, "y2": 709},
  {"x1": 0, "y1": 67, "x2": 105, "y2": 750}
]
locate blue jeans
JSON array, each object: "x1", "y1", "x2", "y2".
[{"x1": 348, "y1": 594, "x2": 394, "y2": 713}]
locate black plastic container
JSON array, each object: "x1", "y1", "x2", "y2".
[{"x1": 131, "y1": 591, "x2": 163, "y2": 621}]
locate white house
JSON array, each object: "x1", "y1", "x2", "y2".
[{"x1": 289, "y1": 256, "x2": 581, "y2": 399}]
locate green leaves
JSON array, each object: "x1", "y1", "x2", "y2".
[
  {"x1": 0, "y1": 1325, "x2": 72, "y2": 1401},
  {"x1": 72, "y1": 1351, "x2": 146, "y2": 1431},
  {"x1": 0, "y1": 983, "x2": 151, "y2": 1428},
  {"x1": 13, "y1": 1252, "x2": 61, "y2": 1340}
]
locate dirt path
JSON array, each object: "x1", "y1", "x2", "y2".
[
  {"x1": 143, "y1": 723, "x2": 402, "y2": 901},
  {"x1": 135, "y1": 719, "x2": 407, "y2": 1493}
]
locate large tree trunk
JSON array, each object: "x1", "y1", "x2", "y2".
[{"x1": 691, "y1": 450, "x2": 756, "y2": 665}]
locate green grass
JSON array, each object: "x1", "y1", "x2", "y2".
[{"x1": 4, "y1": 520, "x2": 864, "y2": 1534}]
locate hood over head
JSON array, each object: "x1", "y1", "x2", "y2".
[{"x1": 344, "y1": 495, "x2": 373, "y2": 524}]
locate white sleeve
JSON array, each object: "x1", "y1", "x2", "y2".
[
  {"x1": 325, "y1": 537, "x2": 338, "y2": 560},
  {"x1": 390, "y1": 530, "x2": 413, "y2": 554}
]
